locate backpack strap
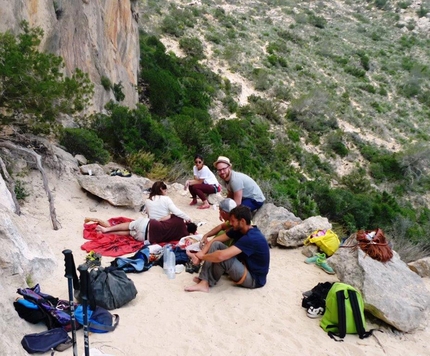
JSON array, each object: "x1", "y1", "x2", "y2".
[
  {"x1": 337, "y1": 290, "x2": 347, "y2": 339},
  {"x1": 348, "y1": 290, "x2": 374, "y2": 339},
  {"x1": 327, "y1": 290, "x2": 346, "y2": 342}
]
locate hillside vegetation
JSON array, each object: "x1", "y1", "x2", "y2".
[
  {"x1": 1, "y1": 1, "x2": 430, "y2": 258},
  {"x1": 135, "y1": 0, "x2": 430, "y2": 244}
]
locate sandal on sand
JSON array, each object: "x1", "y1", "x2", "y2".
[
  {"x1": 198, "y1": 204, "x2": 210, "y2": 210},
  {"x1": 306, "y1": 306, "x2": 324, "y2": 318}
]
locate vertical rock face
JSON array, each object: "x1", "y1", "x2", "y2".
[{"x1": 0, "y1": 0, "x2": 139, "y2": 112}]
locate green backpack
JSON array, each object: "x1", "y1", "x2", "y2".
[{"x1": 320, "y1": 282, "x2": 374, "y2": 341}]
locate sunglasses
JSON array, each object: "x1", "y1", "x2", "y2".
[{"x1": 195, "y1": 160, "x2": 202, "y2": 164}]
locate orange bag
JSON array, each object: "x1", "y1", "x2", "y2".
[{"x1": 356, "y1": 228, "x2": 393, "y2": 262}]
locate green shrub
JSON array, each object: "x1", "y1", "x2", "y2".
[
  {"x1": 161, "y1": 15, "x2": 184, "y2": 37},
  {"x1": 287, "y1": 129, "x2": 301, "y2": 143},
  {"x1": 325, "y1": 132, "x2": 349, "y2": 157},
  {"x1": 398, "y1": 1, "x2": 411, "y2": 9},
  {"x1": 308, "y1": 14, "x2": 327, "y2": 29},
  {"x1": 92, "y1": 102, "x2": 183, "y2": 162},
  {"x1": 101, "y1": 76, "x2": 112, "y2": 91},
  {"x1": 248, "y1": 95, "x2": 281, "y2": 123},
  {"x1": 60, "y1": 128, "x2": 110, "y2": 164},
  {"x1": 406, "y1": 19, "x2": 416, "y2": 31},
  {"x1": 286, "y1": 90, "x2": 337, "y2": 133},
  {"x1": 401, "y1": 79, "x2": 421, "y2": 98},
  {"x1": 14, "y1": 180, "x2": 29, "y2": 201},
  {"x1": 222, "y1": 96, "x2": 238, "y2": 113},
  {"x1": 0, "y1": 22, "x2": 93, "y2": 127},
  {"x1": 113, "y1": 82, "x2": 125, "y2": 102},
  {"x1": 273, "y1": 84, "x2": 291, "y2": 101},
  {"x1": 417, "y1": 5, "x2": 429, "y2": 17},
  {"x1": 341, "y1": 168, "x2": 371, "y2": 194},
  {"x1": 126, "y1": 150, "x2": 155, "y2": 177},
  {"x1": 179, "y1": 37, "x2": 205, "y2": 60},
  {"x1": 358, "y1": 83, "x2": 376, "y2": 94},
  {"x1": 345, "y1": 66, "x2": 366, "y2": 78},
  {"x1": 375, "y1": 0, "x2": 388, "y2": 9}
]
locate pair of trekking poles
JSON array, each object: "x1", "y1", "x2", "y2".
[{"x1": 62, "y1": 249, "x2": 91, "y2": 356}]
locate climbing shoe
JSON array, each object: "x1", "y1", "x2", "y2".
[
  {"x1": 85, "y1": 251, "x2": 102, "y2": 268},
  {"x1": 316, "y1": 255, "x2": 335, "y2": 275},
  {"x1": 305, "y1": 252, "x2": 326, "y2": 264},
  {"x1": 116, "y1": 169, "x2": 132, "y2": 177}
]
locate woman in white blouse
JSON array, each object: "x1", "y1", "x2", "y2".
[
  {"x1": 185, "y1": 154, "x2": 220, "y2": 209},
  {"x1": 145, "y1": 181, "x2": 191, "y2": 222}
]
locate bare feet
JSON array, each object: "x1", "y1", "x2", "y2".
[
  {"x1": 95, "y1": 225, "x2": 108, "y2": 233},
  {"x1": 193, "y1": 276, "x2": 201, "y2": 283},
  {"x1": 189, "y1": 199, "x2": 198, "y2": 206},
  {"x1": 198, "y1": 202, "x2": 210, "y2": 209},
  {"x1": 85, "y1": 217, "x2": 110, "y2": 227},
  {"x1": 184, "y1": 280, "x2": 210, "y2": 293}
]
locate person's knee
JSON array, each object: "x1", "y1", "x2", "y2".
[{"x1": 209, "y1": 241, "x2": 227, "y2": 252}]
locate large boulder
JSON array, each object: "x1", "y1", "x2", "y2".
[
  {"x1": 253, "y1": 203, "x2": 302, "y2": 245},
  {"x1": 408, "y1": 257, "x2": 430, "y2": 278},
  {"x1": 277, "y1": 216, "x2": 331, "y2": 247},
  {"x1": 329, "y1": 238, "x2": 430, "y2": 332},
  {"x1": 77, "y1": 175, "x2": 152, "y2": 208}
]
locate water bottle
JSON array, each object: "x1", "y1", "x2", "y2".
[
  {"x1": 163, "y1": 244, "x2": 171, "y2": 274},
  {"x1": 167, "y1": 250, "x2": 176, "y2": 279}
]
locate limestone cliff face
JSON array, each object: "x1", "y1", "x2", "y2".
[{"x1": 0, "y1": 0, "x2": 139, "y2": 113}]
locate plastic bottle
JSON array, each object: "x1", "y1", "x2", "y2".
[
  {"x1": 167, "y1": 250, "x2": 176, "y2": 279},
  {"x1": 163, "y1": 244, "x2": 171, "y2": 274}
]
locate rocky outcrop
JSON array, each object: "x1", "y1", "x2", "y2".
[
  {"x1": 329, "y1": 237, "x2": 430, "y2": 332},
  {"x1": 0, "y1": 0, "x2": 139, "y2": 113},
  {"x1": 409, "y1": 257, "x2": 430, "y2": 278},
  {"x1": 78, "y1": 167, "x2": 152, "y2": 208},
  {"x1": 253, "y1": 203, "x2": 302, "y2": 246},
  {"x1": 0, "y1": 204, "x2": 57, "y2": 355}
]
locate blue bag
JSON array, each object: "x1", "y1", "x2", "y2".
[
  {"x1": 21, "y1": 328, "x2": 71, "y2": 353},
  {"x1": 111, "y1": 246, "x2": 152, "y2": 273},
  {"x1": 75, "y1": 305, "x2": 119, "y2": 333}
]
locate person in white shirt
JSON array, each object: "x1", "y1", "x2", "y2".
[
  {"x1": 145, "y1": 181, "x2": 191, "y2": 222},
  {"x1": 185, "y1": 154, "x2": 220, "y2": 210}
]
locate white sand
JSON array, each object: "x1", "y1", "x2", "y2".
[{"x1": 20, "y1": 172, "x2": 430, "y2": 356}]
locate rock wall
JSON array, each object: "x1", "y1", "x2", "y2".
[{"x1": 0, "y1": 0, "x2": 139, "y2": 113}]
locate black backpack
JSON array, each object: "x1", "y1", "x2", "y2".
[{"x1": 302, "y1": 282, "x2": 333, "y2": 310}]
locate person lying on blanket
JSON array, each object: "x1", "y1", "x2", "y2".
[{"x1": 94, "y1": 216, "x2": 197, "y2": 245}]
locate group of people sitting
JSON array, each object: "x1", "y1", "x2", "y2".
[
  {"x1": 94, "y1": 155, "x2": 270, "y2": 293},
  {"x1": 186, "y1": 154, "x2": 266, "y2": 212}
]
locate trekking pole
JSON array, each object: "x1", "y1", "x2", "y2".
[
  {"x1": 77, "y1": 264, "x2": 90, "y2": 356},
  {"x1": 62, "y1": 249, "x2": 78, "y2": 356}
]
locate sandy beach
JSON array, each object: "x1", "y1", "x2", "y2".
[{"x1": 16, "y1": 169, "x2": 430, "y2": 356}]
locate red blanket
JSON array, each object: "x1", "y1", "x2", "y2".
[{"x1": 81, "y1": 217, "x2": 144, "y2": 257}]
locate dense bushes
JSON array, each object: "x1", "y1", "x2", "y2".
[
  {"x1": 60, "y1": 128, "x2": 110, "y2": 164},
  {"x1": 0, "y1": 22, "x2": 93, "y2": 129}
]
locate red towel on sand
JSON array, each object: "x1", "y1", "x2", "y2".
[{"x1": 81, "y1": 217, "x2": 144, "y2": 257}]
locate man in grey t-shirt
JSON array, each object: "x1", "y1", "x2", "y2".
[{"x1": 213, "y1": 156, "x2": 265, "y2": 211}]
